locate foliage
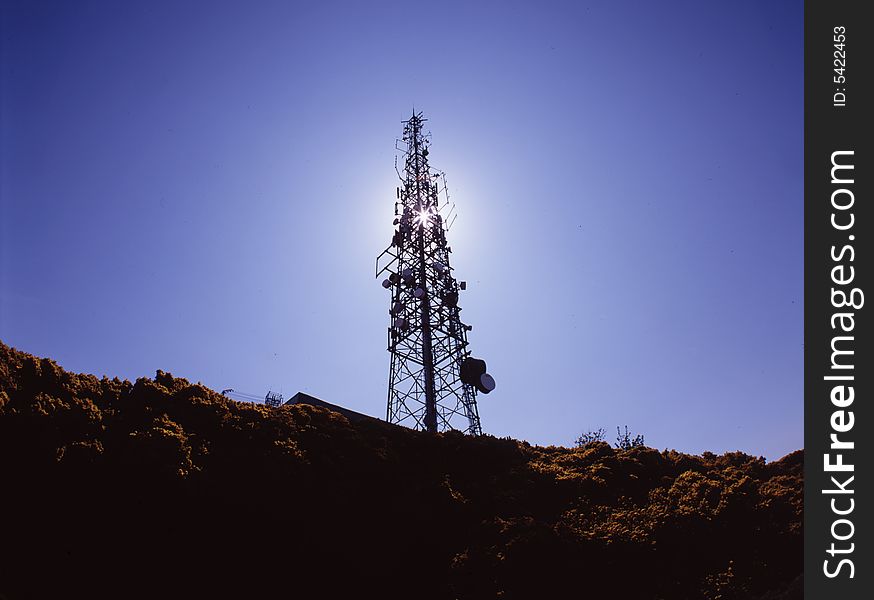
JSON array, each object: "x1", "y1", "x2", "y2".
[
  {"x1": 0, "y1": 341, "x2": 801, "y2": 600},
  {"x1": 615, "y1": 425, "x2": 645, "y2": 450},
  {"x1": 574, "y1": 427, "x2": 606, "y2": 446},
  {"x1": 575, "y1": 426, "x2": 646, "y2": 451}
]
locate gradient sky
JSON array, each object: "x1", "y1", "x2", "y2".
[{"x1": 0, "y1": 1, "x2": 803, "y2": 459}]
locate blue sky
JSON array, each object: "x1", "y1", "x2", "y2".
[{"x1": 0, "y1": 1, "x2": 803, "y2": 459}]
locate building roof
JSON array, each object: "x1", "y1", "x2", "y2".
[{"x1": 283, "y1": 392, "x2": 378, "y2": 424}]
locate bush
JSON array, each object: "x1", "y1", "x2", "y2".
[{"x1": 0, "y1": 341, "x2": 802, "y2": 600}]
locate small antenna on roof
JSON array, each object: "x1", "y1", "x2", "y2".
[{"x1": 265, "y1": 391, "x2": 283, "y2": 408}]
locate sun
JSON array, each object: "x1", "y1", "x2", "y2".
[{"x1": 413, "y1": 206, "x2": 435, "y2": 228}]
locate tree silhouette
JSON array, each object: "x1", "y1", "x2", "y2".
[
  {"x1": 615, "y1": 425, "x2": 645, "y2": 450},
  {"x1": 574, "y1": 427, "x2": 606, "y2": 447}
]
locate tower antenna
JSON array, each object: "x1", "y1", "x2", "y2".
[{"x1": 375, "y1": 112, "x2": 495, "y2": 434}]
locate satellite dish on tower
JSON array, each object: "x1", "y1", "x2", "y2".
[{"x1": 460, "y1": 357, "x2": 496, "y2": 394}]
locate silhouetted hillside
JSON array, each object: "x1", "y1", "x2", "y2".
[{"x1": 0, "y1": 341, "x2": 801, "y2": 599}]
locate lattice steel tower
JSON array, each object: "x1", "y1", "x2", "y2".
[{"x1": 376, "y1": 112, "x2": 495, "y2": 435}]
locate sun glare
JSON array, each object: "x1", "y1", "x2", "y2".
[{"x1": 413, "y1": 207, "x2": 434, "y2": 228}]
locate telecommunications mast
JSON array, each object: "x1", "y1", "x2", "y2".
[{"x1": 376, "y1": 112, "x2": 495, "y2": 435}]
